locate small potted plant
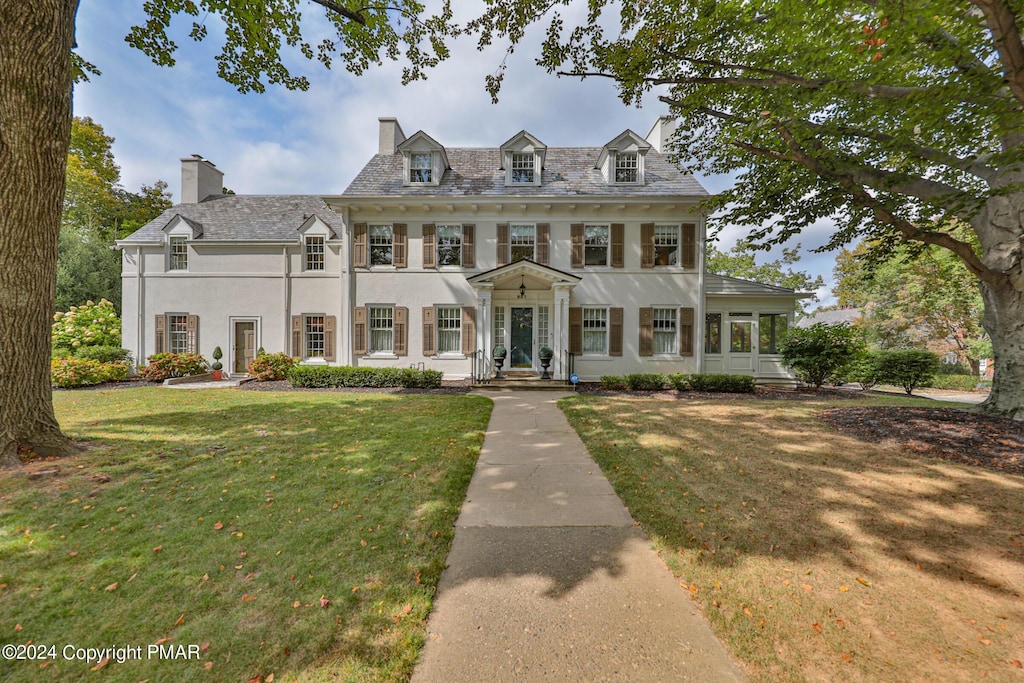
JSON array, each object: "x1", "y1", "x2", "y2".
[
  {"x1": 538, "y1": 345, "x2": 554, "y2": 380},
  {"x1": 493, "y1": 344, "x2": 507, "y2": 380},
  {"x1": 211, "y1": 346, "x2": 224, "y2": 380}
]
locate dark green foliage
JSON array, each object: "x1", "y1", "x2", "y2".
[
  {"x1": 138, "y1": 353, "x2": 208, "y2": 381},
  {"x1": 287, "y1": 366, "x2": 443, "y2": 389},
  {"x1": 668, "y1": 373, "x2": 690, "y2": 391},
  {"x1": 686, "y1": 374, "x2": 756, "y2": 393},
  {"x1": 247, "y1": 352, "x2": 296, "y2": 380},
  {"x1": 874, "y1": 350, "x2": 941, "y2": 395},
  {"x1": 927, "y1": 374, "x2": 979, "y2": 391},
  {"x1": 600, "y1": 376, "x2": 628, "y2": 390},
  {"x1": 73, "y1": 345, "x2": 131, "y2": 364},
  {"x1": 780, "y1": 323, "x2": 866, "y2": 387},
  {"x1": 846, "y1": 352, "x2": 881, "y2": 391},
  {"x1": 626, "y1": 373, "x2": 668, "y2": 391}
]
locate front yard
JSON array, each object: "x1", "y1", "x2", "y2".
[
  {"x1": 0, "y1": 388, "x2": 491, "y2": 682},
  {"x1": 560, "y1": 393, "x2": 1024, "y2": 682}
]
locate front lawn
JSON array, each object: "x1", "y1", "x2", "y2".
[
  {"x1": 560, "y1": 394, "x2": 1024, "y2": 682},
  {"x1": 0, "y1": 388, "x2": 491, "y2": 682}
]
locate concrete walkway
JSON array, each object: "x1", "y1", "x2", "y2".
[{"x1": 412, "y1": 390, "x2": 744, "y2": 682}]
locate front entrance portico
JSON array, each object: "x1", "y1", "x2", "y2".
[{"x1": 468, "y1": 260, "x2": 581, "y2": 380}]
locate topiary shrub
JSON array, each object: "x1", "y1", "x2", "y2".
[
  {"x1": 669, "y1": 374, "x2": 691, "y2": 391},
  {"x1": 247, "y1": 352, "x2": 296, "y2": 381},
  {"x1": 626, "y1": 373, "x2": 668, "y2": 391},
  {"x1": 687, "y1": 373, "x2": 756, "y2": 393},
  {"x1": 138, "y1": 353, "x2": 208, "y2": 381},
  {"x1": 600, "y1": 375, "x2": 628, "y2": 391},
  {"x1": 74, "y1": 345, "x2": 131, "y2": 364},
  {"x1": 874, "y1": 349, "x2": 941, "y2": 395},
  {"x1": 287, "y1": 366, "x2": 442, "y2": 389},
  {"x1": 52, "y1": 299, "x2": 121, "y2": 352},
  {"x1": 51, "y1": 358, "x2": 129, "y2": 388}
]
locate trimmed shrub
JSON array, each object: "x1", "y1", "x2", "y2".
[
  {"x1": 74, "y1": 345, "x2": 131, "y2": 364},
  {"x1": 626, "y1": 373, "x2": 668, "y2": 391},
  {"x1": 687, "y1": 373, "x2": 756, "y2": 393},
  {"x1": 780, "y1": 322, "x2": 866, "y2": 387},
  {"x1": 846, "y1": 352, "x2": 882, "y2": 391},
  {"x1": 138, "y1": 353, "x2": 208, "y2": 381},
  {"x1": 52, "y1": 299, "x2": 121, "y2": 351},
  {"x1": 247, "y1": 352, "x2": 296, "y2": 381},
  {"x1": 51, "y1": 358, "x2": 129, "y2": 388},
  {"x1": 600, "y1": 375, "x2": 628, "y2": 391},
  {"x1": 874, "y1": 349, "x2": 941, "y2": 395},
  {"x1": 287, "y1": 365, "x2": 443, "y2": 389},
  {"x1": 669, "y1": 374, "x2": 691, "y2": 391},
  {"x1": 927, "y1": 374, "x2": 978, "y2": 391}
]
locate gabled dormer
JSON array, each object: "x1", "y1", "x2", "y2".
[
  {"x1": 396, "y1": 131, "x2": 450, "y2": 187},
  {"x1": 162, "y1": 215, "x2": 203, "y2": 271},
  {"x1": 296, "y1": 215, "x2": 336, "y2": 272},
  {"x1": 499, "y1": 130, "x2": 546, "y2": 186},
  {"x1": 596, "y1": 130, "x2": 652, "y2": 185}
]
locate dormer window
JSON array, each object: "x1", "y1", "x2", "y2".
[
  {"x1": 169, "y1": 236, "x2": 188, "y2": 270},
  {"x1": 615, "y1": 152, "x2": 639, "y2": 183},
  {"x1": 410, "y1": 153, "x2": 432, "y2": 183},
  {"x1": 305, "y1": 235, "x2": 325, "y2": 271},
  {"x1": 511, "y1": 153, "x2": 535, "y2": 183}
]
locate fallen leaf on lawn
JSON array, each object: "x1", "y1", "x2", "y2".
[
  {"x1": 247, "y1": 676, "x2": 262, "y2": 683},
  {"x1": 802, "y1": 584, "x2": 813, "y2": 591},
  {"x1": 69, "y1": 551, "x2": 77, "y2": 557},
  {"x1": 841, "y1": 653, "x2": 853, "y2": 663},
  {"x1": 856, "y1": 577, "x2": 871, "y2": 586},
  {"x1": 837, "y1": 619, "x2": 846, "y2": 628},
  {"x1": 14, "y1": 624, "x2": 22, "y2": 632},
  {"x1": 980, "y1": 638, "x2": 991, "y2": 646},
  {"x1": 293, "y1": 601, "x2": 301, "y2": 608},
  {"x1": 200, "y1": 642, "x2": 210, "y2": 651},
  {"x1": 360, "y1": 539, "x2": 367, "y2": 547},
  {"x1": 266, "y1": 674, "x2": 275, "y2": 682},
  {"x1": 204, "y1": 662, "x2": 213, "y2": 670},
  {"x1": 213, "y1": 522, "x2": 224, "y2": 530},
  {"x1": 153, "y1": 637, "x2": 170, "y2": 646},
  {"x1": 1010, "y1": 660, "x2": 1022, "y2": 668},
  {"x1": 127, "y1": 573, "x2": 137, "y2": 583},
  {"x1": 90, "y1": 658, "x2": 110, "y2": 671},
  {"x1": 174, "y1": 613, "x2": 185, "y2": 626},
  {"x1": 812, "y1": 623, "x2": 822, "y2": 633},
  {"x1": 839, "y1": 585, "x2": 849, "y2": 592},
  {"x1": 241, "y1": 594, "x2": 256, "y2": 601},
  {"x1": 153, "y1": 545, "x2": 163, "y2": 552},
  {"x1": 105, "y1": 582, "x2": 118, "y2": 591},
  {"x1": 743, "y1": 607, "x2": 753, "y2": 617},
  {"x1": 402, "y1": 603, "x2": 412, "y2": 615},
  {"x1": 320, "y1": 597, "x2": 331, "y2": 608}
]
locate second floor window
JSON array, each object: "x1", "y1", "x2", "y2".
[
  {"x1": 511, "y1": 152, "x2": 535, "y2": 183},
  {"x1": 369, "y1": 225, "x2": 393, "y2": 265},
  {"x1": 615, "y1": 152, "x2": 639, "y2": 183},
  {"x1": 305, "y1": 236, "x2": 324, "y2": 271},
  {"x1": 654, "y1": 225, "x2": 679, "y2": 266},
  {"x1": 410, "y1": 153, "x2": 432, "y2": 183},
  {"x1": 169, "y1": 236, "x2": 188, "y2": 270},
  {"x1": 510, "y1": 224, "x2": 535, "y2": 261},
  {"x1": 585, "y1": 225, "x2": 609, "y2": 266},
  {"x1": 437, "y1": 225, "x2": 462, "y2": 266}
]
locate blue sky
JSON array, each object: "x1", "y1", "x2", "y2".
[{"x1": 72, "y1": 1, "x2": 839, "y2": 308}]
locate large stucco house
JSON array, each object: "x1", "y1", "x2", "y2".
[{"x1": 117, "y1": 116, "x2": 804, "y2": 382}]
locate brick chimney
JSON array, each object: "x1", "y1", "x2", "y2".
[
  {"x1": 378, "y1": 117, "x2": 406, "y2": 155},
  {"x1": 180, "y1": 155, "x2": 224, "y2": 204}
]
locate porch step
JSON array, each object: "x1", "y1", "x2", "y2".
[{"x1": 472, "y1": 379, "x2": 571, "y2": 392}]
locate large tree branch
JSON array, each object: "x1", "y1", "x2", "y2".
[
  {"x1": 310, "y1": 0, "x2": 366, "y2": 25},
  {"x1": 971, "y1": 0, "x2": 1024, "y2": 104}
]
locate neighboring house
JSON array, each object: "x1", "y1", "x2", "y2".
[
  {"x1": 795, "y1": 306, "x2": 863, "y2": 328},
  {"x1": 117, "y1": 117, "x2": 806, "y2": 382}
]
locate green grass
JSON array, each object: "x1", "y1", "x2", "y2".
[
  {"x1": 559, "y1": 393, "x2": 1024, "y2": 683},
  {"x1": 0, "y1": 387, "x2": 492, "y2": 682}
]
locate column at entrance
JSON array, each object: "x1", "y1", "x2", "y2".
[{"x1": 552, "y1": 284, "x2": 572, "y2": 381}]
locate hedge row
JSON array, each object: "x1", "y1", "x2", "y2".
[
  {"x1": 925, "y1": 374, "x2": 979, "y2": 391},
  {"x1": 287, "y1": 365, "x2": 444, "y2": 389},
  {"x1": 600, "y1": 373, "x2": 756, "y2": 394},
  {"x1": 51, "y1": 358, "x2": 129, "y2": 388}
]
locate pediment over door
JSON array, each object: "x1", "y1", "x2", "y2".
[{"x1": 466, "y1": 258, "x2": 581, "y2": 294}]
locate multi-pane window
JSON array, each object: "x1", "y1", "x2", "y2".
[
  {"x1": 615, "y1": 152, "x2": 639, "y2": 183},
  {"x1": 305, "y1": 315, "x2": 325, "y2": 358},
  {"x1": 305, "y1": 236, "x2": 324, "y2": 271},
  {"x1": 511, "y1": 152, "x2": 535, "y2": 183},
  {"x1": 169, "y1": 236, "x2": 188, "y2": 270},
  {"x1": 493, "y1": 306, "x2": 506, "y2": 348},
  {"x1": 437, "y1": 307, "x2": 461, "y2": 354},
  {"x1": 730, "y1": 321, "x2": 753, "y2": 353},
  {"x1": 168, "y1": 315, "x2": 189, "y2": 353},
  {"x1": 369, "y1": 306, "x2": 393, "y2": 353},
  {"x1": 410, "y1": 153, "x2": 432, "y2": 183},
  {"x1": 369, "y1": 225, "x2": 393, "y2": 265},
  {"x1": 705, "y1": 313, "x2": 722, "y2": 354},
  {"x1": 653, "y1": 308, "x2": 678, "y2": 354},
  {"x1": 537, "y1": 306, "x2": 550, "y2": 348},
  {"x1": 437, "y1": 225, "x2": 462, "y2": 266},
  {"x1": 584, "y1": 225, "x2": 609, "y2": 266},
  {"x1": 759, "y1": 314, "x2": 789, "y2": 354},
  {"x1": 582, "y1": 308, "x2": 608, "y2": 354},
  {"x1": 510, "y1": 224, "x2": 535, "y2": 261},
  {"x1": 654, "y1": 225, "x2": 679, "y2": 266}
]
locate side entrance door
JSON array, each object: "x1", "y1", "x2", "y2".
[{"x1": 233, "y1": 321, "x2": 256, "y2": 374}]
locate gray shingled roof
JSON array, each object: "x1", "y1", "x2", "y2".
[
  {"x1": 342, "y1": 148, "x2": 709, "y2": 198},
  {"x1": 796, "y1": 307, "x2": 862, "y2": 328},
  {"x1": 119, "y1": 195, "x2": 341, "y2": 243}
]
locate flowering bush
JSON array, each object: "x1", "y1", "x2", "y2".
[
  {"x1": 52, "y1": 299, "x2": 121, "y2": 351},
  {"x1": 247, "y1": 352, "x2": 296, "y2": 381},
  {"x1": 51, "y1": 358, "x2": 129, "y2": 388},
  {"x1": 138, "y1": 353, "x2": 208, "y2": 381}
]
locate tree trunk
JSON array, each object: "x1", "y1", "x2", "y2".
[
  {"x1": 979, "y1": 280, "x2": 1024, "y2": 420},
  {"x1": 0, "y1": 0, "x2": 81, "y2": 466}
]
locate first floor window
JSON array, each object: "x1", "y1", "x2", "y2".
[
  {"x1": 370, "y1": 306, "x2": 393, "y2": 353},
  {"x1": 705, "y1": 313, "x2": 722, "y2": 354},
  {"x1": 653, "y1": 308, "x2": 677, "y2": 354},
  {"x1": 169, "y1": 236, "x2": 188, "y2": 270},
  {"x1": 585, "y1": 225, "x2": 609, "y2": 266},
  {"x1": 493, "y1": 306, "x2": 506, "y2": 348},
  {"x1": 654, "y1": 225, "x2": 678, "y2": 266},
  {"x1": 730, "y1": 321, "x2": 752, "y2": 353},
  {"x1": 168, "y1": 315, "x2": 189, "y2": 353},
  {"x1": 369, "y1": 224, "x2": 393, "y2": 265},
  {"x1": 410, "y1": 153, "x2": 432, "y2": 183},
  {"x1": 583, "y1": 308, "x2": 608, "y2": 354},
  {"x1": 437, "y1": 306, "x2": 461, "y2": 354},
  {"x1": 510, "y1": 224, "x2": 535, "y2": 261},
  {"x1": 306, "y1": 316, "x2": 325, "y2": 358},
  {"x1": 759, "y1": 314, "x2": 788, "y2": 354},
  {"x1": 436, "y1": 224, "x2": 462, "y2": 266},
  {"x1": 305, "y1": 236, "x2": 325, "y2": 270}
]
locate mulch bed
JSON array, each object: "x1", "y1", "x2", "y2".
[{"x1": 820, "y1": 406, "x2": 1024, "y2": 475}]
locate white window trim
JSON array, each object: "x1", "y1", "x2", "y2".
[
  {"x1": 304, "y1": 235, "x2": 325, "y2": 272},
  {"x1": 167, "y1": 235, "x2": 189, "y2": 271},
  {"x1": 304, "y1": 314, "x2": 327, "y2": 361},
  {"x1": 653, "y1": 224, "x2": 681, "y2": 267},
  {"x1": 368, "y1": 305, "x2": 395, "y2": 356},
  {"x1": 368, "y1": 224, "x2": 394, "y2": 268},
  {"x1": 612, "y1": 150, "x2": 644, "y2": 185},
  {"x1": 510, "y1": 223, "x2": 536, "y2": 262},
  {"x1": 581, "y1": 306, "x2": 610, "y2": 357},
  {"x1": 506, "y1": 151, "x2": 541, "y2": 186},
  {"x1": 405, "y1": 151, "x2": 439, "y2": 186},
  {"x1": 436, "y1": 224, "x2": 463, "y2": 268},
  {"x1": 652, "y1": 307, "x2": 678, "y2": 355},
  {"x1": 584, "y1": 224, "x2": 611, "y2": 267},
  {"x1": 435, "y1": 305, "x2": 463, "y2": 357}
]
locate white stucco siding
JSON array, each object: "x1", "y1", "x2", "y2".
[{"x1": 187, "y1": 245, "x2": 289, "y2": 273}]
